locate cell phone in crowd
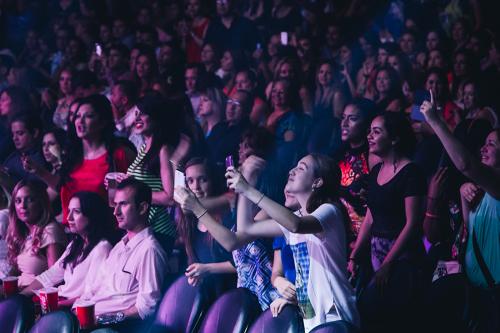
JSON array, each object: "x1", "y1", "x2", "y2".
[
  {"x1": 174, "y1": 170, "x2": 186, "y2": 188},
  {"x1": 225, "y1": 155, "x2": 234, "y2": 168},
  {"x1": 95, "y1": 43, "x2": 102, "y2": 57},
  {"x1": 410, "y1": 90, "x2": 431, "y2": 122},
  {"x1": 280, "y1": 32, "x2": 288, "y2": 46}
]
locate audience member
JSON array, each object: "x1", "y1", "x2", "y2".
[
  {"x1": 6, "y1": 180, "x2": 66, "y2": 288},
  {"x1": 21, "y1": 191, "x2": 116, "y2": 307},
  {"x1": 74, "y1": 178, "x2": 167, "y2": 331}
]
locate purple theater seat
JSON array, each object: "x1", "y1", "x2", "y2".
[
  {"x1": 198, "y1": 288, "x2": 262, "y2": 333},
  {"x1": 29, "y1": 310, "x2": 78, "y2": 333},
  {"x1": 249, "y1": 304, "x2": 303, "y2": 333},
  {"x1": 0, "y1": 294, "x2": 34, "y2": 333},
  {"x1": 309, "y1": 320, "x2": 360, "y2": 333},
  {"x1": 149, "y1": 275, "x2": 201, "y2": 333}
]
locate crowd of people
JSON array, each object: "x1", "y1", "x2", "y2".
[{"x1": 0, "y1": 0, "x2": 499, "y2": 332}]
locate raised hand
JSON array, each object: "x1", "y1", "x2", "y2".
[
  {"x1": 21, "y1": 155, "x2": 41, "y2": 174},
  {"x1": 240, "y1": 155, "x2": 267, "y2": 186},
  {"x1": 420, "y1": 89, "x2": 439, "y2": 123},
  {"x1": 428, "y1": 167, "x2": 449, "y2": 200},
  {"x1": 174, "y1": 186, "x2": 201, "y2": 213},
  {"x1": 225, "y1": 167, "x2": 251, "y2": 194}
]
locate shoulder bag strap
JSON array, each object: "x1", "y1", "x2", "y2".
[{"x1": 471, "y1": 229, "x2": 496, "y2": 289}]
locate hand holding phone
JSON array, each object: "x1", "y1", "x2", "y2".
[
  {"x1": 95, "y1": 43, "x2": 102, "y2": 57},
  {"x1": 280, "y1": 32, "x2": 288, "y2": 46},
  {"x1": 174, "y1": 170, "x2": 186, "y2": 188}
]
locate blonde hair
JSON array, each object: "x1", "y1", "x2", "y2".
[{"x1": 7, "y1": 180, "x2": 52, "y2": 268}]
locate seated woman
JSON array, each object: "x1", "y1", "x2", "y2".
[
  {"x1": 421, "y1": 93, "x2": 500, "y2": 333},
  {"x1": 6, "y1": 180, "x2": 66, "y2": 288},
  {"x1": 21, "y1": 191, "x2": 116, "y2": 307},
  {"x1": 175, "y1": 153, "x2": 359, "y2": 332}
]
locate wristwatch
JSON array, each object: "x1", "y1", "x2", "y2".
[{"x1": 115, "y1": 311, "x2": 125, "y2": 322}]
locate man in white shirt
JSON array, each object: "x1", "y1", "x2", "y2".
[{"x1": 75, "y1": 178, "x2": 168, "y2": 331}]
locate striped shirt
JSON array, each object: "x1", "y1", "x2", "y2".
[{"x1": 127, "y1": 145, "x2": 176, "y2": 238}]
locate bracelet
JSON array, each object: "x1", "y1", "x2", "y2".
[
  {"x1": 196, "y1": 209, "x2": 208, "y2": 219},
  {"x1": 256, "y1": 193, "x2": 265, "y2": 205},
  {"x1": 427, "y1": 197, "x2": 438, "y2": 201},
  {"x1": 348, "y1": 257, "x2": 358, "y2": 263},
  {"x1": 425, "y1": 212, "x2": 439, "y2": 219}
]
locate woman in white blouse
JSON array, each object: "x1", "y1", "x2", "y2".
[{"x1": 21, "y1": 191, "x2": 118, "y2": 307}]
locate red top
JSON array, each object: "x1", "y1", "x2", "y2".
[
  {"x1": 186, "y1": 18, "x2": 210, "y2": 63},
  {"x1": 60, "y1": 147, "x2": 131, "y2": 224}
]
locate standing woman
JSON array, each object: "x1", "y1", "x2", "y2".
[
  {"x1": 184, "y1": 0, "x2": 210, "y2": 63},
  {"x1": 52, "y1": 67, "x2": 76, "y2": 130},
  {"x1": 348, "y1": 113, "x2": 426, "y2": 332},
  {"x1": 308, "y1": 60, "x2": 346, "y2": 154},
  {"x1": 197, "y1": 87, "x2": 227, "y2": 137},
  {"x1": 21, "y1": 191, "x2": 116, "y2": 307},
  {"x1": 6, "y1": 180, "x2": 66, "y2": 288},
  {"x1": 126, "y1": 95, "x2": 183, "y2": 253},
  {"x1": 266, "y1": 79, "x2": 311, "y2": 172},
  {"x1": 421, "y1": 95, "x2": 500, "y2": 333},
  {"x1": 133, "y1": 49, "x2": 163, "y2": 96},
  {"x1": 175, "y1": 153, "x2": 360, "y2": 332},
  {"x1": 336, "y1": 99, "x2": 379, "y2": 240},
  {"x1": 32, "y1": 95, "x2": 135, "y2": 224}
]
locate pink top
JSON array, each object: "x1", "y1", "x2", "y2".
[{"x1": 17, "y1": 222, "x2": 67, "y2": 287}]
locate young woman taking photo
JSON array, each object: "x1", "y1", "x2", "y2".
[{"x1": 175, "y1": 153, "x2": 359, "y2": 332}]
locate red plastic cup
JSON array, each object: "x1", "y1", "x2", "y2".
[
  {"x1": 39, "y1": 287, "x2": 58, "y2": 314},
  {"x1": 105, "y1": 172, "x2": 125, "y2": 207},
  {"x1": 75, "y1": 300, "x2": 96, "y2": 329},
  {"x1": 2, "y1": 276, "x2": 19, "y2": 297}
]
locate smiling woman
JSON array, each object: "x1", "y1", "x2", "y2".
[{"x1": 175, "y1": 153, "x2": 359, "y2": 332}]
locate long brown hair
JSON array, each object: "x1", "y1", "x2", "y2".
[
  {"x1": 7, "y1": 180, "x2": 52, "y2": 267},
  {"x1": 177, "y1": 158, "x2": 216, "y2": 263},
  {"x1": 305, "y1": 154, "x2": 351, "y2": 238}
]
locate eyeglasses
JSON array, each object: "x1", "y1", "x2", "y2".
[{"x1": 227, "y1": 99, "x2": 241, "y2": 107}]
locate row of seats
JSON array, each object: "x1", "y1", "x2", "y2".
[{"x1": 0, "y1": 276, "x2": 359, "y2": 333}]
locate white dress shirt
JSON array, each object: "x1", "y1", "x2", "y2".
[
  {"x1": 75, "y1": 227, "x2": 167, "y2": 319},
  {"x1": 36, "y1": 240, "x2": 112, "y2": 299}
]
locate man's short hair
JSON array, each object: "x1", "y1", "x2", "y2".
[
  {"x1": 117, "y1": 178, "x2": 152, "y2": 209},
  {"x1": 115, "y1": 80, "x2": 139, "y2": 104}
]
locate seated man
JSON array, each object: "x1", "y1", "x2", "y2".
[{"x1": 74, "y1": 178, "x2": 168, "y2": 330}]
